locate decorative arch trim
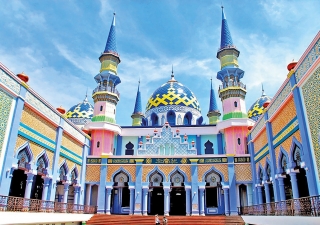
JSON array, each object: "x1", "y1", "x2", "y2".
[
  {"x1": 111, "y1": 166, "x2": 133, "y2": 182},
  {"x1": 277, "y1": 146, "x2": 290, "y2": 171},
  {"x1": 35, "y1": 149, "x2": 50, "y2": 169},
  {"x1": 59, "y1": 160, "x2": 69, "y2": 175},
  {"x1": 145, "y1": 166, "x2": 166, "y2": 182},
  {"x1": 256, "y1": 163, "x2": 264, "y2": 183},
  {"x1": 15, "y1": 141, "x2": 33, "y2": 163},
  {"x1": 289, "y1": 136, "x2": 303, "y2": 163},
  {"x1": 202, "y1": 166, "x2": 225, "y2": 183},
  {"x1": 70, "y1": 164, "x2": 79, "y2": 179},
  {"x1": 167, "y1": 166, "x2": 188, "y2": 182}
]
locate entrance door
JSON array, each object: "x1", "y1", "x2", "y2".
[
  {"x1": 30, "y1": 175, "x2": 44, "y2": 199},
  {"x1": 9, "y1": 169, "x2": 27, "y2": 197},
  {"x1": 150, "y1": 187, "x2": 164, "y2": 215},
  {"x1": 170, "y1": 187, "x2": 186, "y2": 215}
]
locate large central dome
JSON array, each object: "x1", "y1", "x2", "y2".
[{"x1": 146, "y1": 81, "x2": 201, "y2": 112}]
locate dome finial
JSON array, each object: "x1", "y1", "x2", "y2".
[
  {"x1": 171, "y1": 65, "x2": 174, "y2": 79},
  {"x1": 261, "y1": 83, "x2": 266, "y2": 96}
]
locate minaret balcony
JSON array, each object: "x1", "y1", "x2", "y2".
[
  {"x1": 92, "y1": 85, "x2": 120, "y2": 98},
  {"x1": 218, "y1": 81, "x2": 247, "y2": 101},
  {"x1": 219, "y1": 81, "x2": 246, "y2": 91}
]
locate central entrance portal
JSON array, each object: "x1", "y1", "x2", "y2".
[
  {"x1": 170, "y1": 187, "x2": 186, "y2": 215},
  {"x1": 150, "y1": 187, "x2": 164, "y2": 215}
]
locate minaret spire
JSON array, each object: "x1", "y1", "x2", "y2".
[
  {"x1": 104, "y1": 12, "x2": 118, "y2": 55},
  {"x1": 131, "y1": 80, "x2": 144, "y2": 126},
  {"x1": 220, "y1": 6, "x2": 234, "y2": 50},
  {"x1": 207, "y1": 78, "x2": 221, "y2": 124}
]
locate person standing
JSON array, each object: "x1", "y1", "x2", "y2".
[
  {"x1": 155, "y1": 214, "x2": 160, "y2": 225},
  {"x1": 163, "y1": 216, "x2": 168, "y2": 225}
]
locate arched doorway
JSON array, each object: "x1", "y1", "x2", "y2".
[
  {"x1": 183, "y1": 112, "x2": 192, "y2": 125},
  {"x1": 293, "y1": 145, "x2": 309, "y2": 197},
  {"x1": 149, "y1": 171, "x2": 164, "y2": 215},
  {"x1": 281, "y1": 154, "x2": 293, "y2": 200},
  {"x1": 151, "y1": 113, "x2": 159, "y2": 126},
  {"x1": 55, "y1": 163, "x2": 68, "y2": 202},
  {"x1": 205, "y1": 171, "x2": 224, "y2": 215},
  {"x1": 265, "y1": 164, "x2": 274, "y2": 202},
  {"x1": 31, "y1": 154, "x2": 49, "y2": 199},
  {"x1": 9, "y1": 148, "x2": 32, "y2": 197},
  {"x1": 111, "y1": 172, "x2": 130, "y2": 214},
  {"x1": 170, "y1": 171, "x2": 186, "y2": 215},
  {"x1": 258, "y1": 168, "x2": 266, "y2": 203},
  {"x1": 239, "y1": 184, "x2": 248, "y2": 208}
]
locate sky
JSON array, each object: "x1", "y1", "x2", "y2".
[{"x1": 0, "y1": 0, "x2": 319, "y2": 126}]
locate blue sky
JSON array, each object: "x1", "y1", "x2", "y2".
[{"x1": 0, "y1": 0, "x2": 319, "y2": 126}]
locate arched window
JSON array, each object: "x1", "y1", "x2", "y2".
[
  {"x1": 97, "y1": 141, "x2": 100, "y2": 148},
  {"x1": 281, "y1": 154, "x2": 288, "y2": 173},
  {"x1": 204, "y1": 140, "x2": 214, "y2": 154},
  {"x1": 234, "y1": 101, "x2": 238, "y2": 107},
  {"x1": 237, "y1": 138, "x2": 241, "y2": 145},
  {"x1": 151, "y1": 113, "x2": 159, "y2": 126},
  {"x1": 100, "y1": 106, "x2": 103, "y2": 111},
  {"x1": 293, "y1": 145, "x2": 301, "y2": 167},
  {"x1": 167, "y1": 110, "x2": 176, "y2": 126},
  {"x1": 184, "y1": 112, "x2": 192, "y2": 125},
  {"x1": 125, "y1": 142, "x2": 134, "y2": 155}
]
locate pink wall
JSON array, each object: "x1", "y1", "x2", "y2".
[
  {"x1": 91, "y1": 130, "x2": 114, "y2": 155},
  {"x1": 222, "y1": 97, "x2": 245, "y2": 115},
  {"x1": 224, "y1": 126, "x2": 247, "y2": 154},
  {"x1": 93, "y1": 102, "x2": 105, "y2": 116}
]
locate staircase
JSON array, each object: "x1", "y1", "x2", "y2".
[{"x1": 86, "y1": 215, "x2": 245, "y2": 225}]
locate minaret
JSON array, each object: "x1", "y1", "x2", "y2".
[
  {"x1": 131, "y1": 81, "x2": 144, "y2": 126},
  {"x1": 216, "y1": 7, "x2": 247, "y2": 155},
  {"x1": 207, "y1": 78, "x2": 221, "y2": 124},
  {"x1": 85, "y1": 13, "x2": 121, "y2": 156}
]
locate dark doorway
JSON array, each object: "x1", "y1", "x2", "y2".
[
  {"x1": 261, "y1": 186, "x2": 266, "y2": 203},
  {"x1": 9, "y1": 169, "x2": 27, "y2": 197},
  {"x1": 30, "y1": 175, "x2": 44, "y2": 199},
  {"x1": 206, "y1": 187, "x2": 218, "y2": 207},
  {"x1": 170, "y1": 187, "x2": 186, "y2": 215},
  {"x1": 150, "y1": 187, "x2": 164, "y2": 215},
  {"x1": 297, "y1": 168, "x2": 309, "y2": 197},
  {"x1": 284, "y1": 175, "x2": 293, "y2": 200}
]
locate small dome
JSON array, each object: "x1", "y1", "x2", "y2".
[
  {"x1": 248, "y1": 92, "x2": 272, "y2": 122},
  {"x1": 66, "y1": 96, "x2": 94, "y2": 126},
  {"x1": 146, "y1": 80, "x2": 201, "y2": 113}
]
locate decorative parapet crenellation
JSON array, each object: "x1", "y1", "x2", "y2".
[{"x1": 267, "y1": 81, "x2": 291, "y2": 119}]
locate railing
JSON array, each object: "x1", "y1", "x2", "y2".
[
  {"x1": 0, "y1": 195, "x2": 97, "y2": 214},
  {"x1": 219, "y1": 81, "x2": 246, "y2": 91},
  {"x1": 238, "y1": 195, "x2": 320, "y2": 216},
  {"x1": 92, "y1": 85, "x2": 120, "y2": 98}
]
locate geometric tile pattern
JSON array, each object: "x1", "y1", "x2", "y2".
[
  {"x1": 295, "y1": 38, "x2": 320, "y2": 83},
  {"x1": 0, "y1": 68, "x2": 20, "y2": 94},
  {"x1": 63, "y1": 121, "x2": 86, "y2": 143},
  {"x1": 267, "y1": 81, "x2": 292, "y2": 119},
  {"x1": 20, "y1": 107, "x2": 56, "y2": 142},
  {"x1": 197, "y1": 164, "x2": 229, "y2": 182},
  {"x1": 61, "y1": 134, "x2": 83, "y2": 157},
  {"x1": 0, "y1": 90, "x2": 13, "y2": 157},
  {"x1": 255, "y1": 154, "x2": 269, "y2": 172},
  {"x1": 253, "y1": 128, "x2": 268, "y2": 154},
  {"x1": 86, "y1": 165, "x2": 101, "y2": 182},
  {"x1": 138, "y1": 125, "x2": 196, "y2": 155},
  {"x1": 25, "y1": 91, "x2": 60, "y2": 124},
  {"x1": 301, "y1": 67, "x2": 320, "y2": 179},
  {"x1": 146, "y1": 81, "x2": 201, "y2": 112},
  {"x1": 235, "y1": 164, "x2": 252, "y2": 181},
  {"x1": 179, "y1": 165, "x2": 191, "y2": 182},
  {"x1": 157, "y1": 165, "x2": 176, "y2": 182},
  {"x1": 142, "y1": 165, "x2": 156, "y2": 182},
  {"x1": 250, "y1": 115, "x2": 265, "y2": 139},
  {"x1": 271, "y1": 97, "x2": 297, "y2": 136}
]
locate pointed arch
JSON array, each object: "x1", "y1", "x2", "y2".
[
  {"x1": 278, "y1": 146, "x2": 289, "y2": 173},
  {"x1": 59, "y1": 160, "x2": 69, "y2": 181},
  {"x1": 183, "y1": 112, "x2": 192, "y2": 125},
  {"x1": 257, "y1": 163, "x2": 264, "y2": 184},
  {"x1": 167, "y1": 110, "x2": 176, "y2": 126},
  {"x1": 35, "y1": 150, "x2": 50, "y2": 170},
  {"x1": 289, "y1": 136, "x2": 303, "y2": 167},
  {"x1": 265, "y1": 158, "x2": 272, "y2": 181},
  {"x1": 168, "y1": 166, "x2": 188, "y2": 182},
  {"x1": 145, "y1": 166, "x2": 166, "y2": 182},
  {"x1": 70, "y1": 164, "x2": 79, "y2": 182},
  {"x1": 111, "y1": 167, "x2": 133, "y2": 182},
  {"x1": 16, "y1": 142, "x2": 33, "y2": 165},
  {"x1": 202, "y1": 166, "x2": 225, "y2": 183},
  {"x1": 151, "y1": 113, "x2": 159, "y2": 126}
]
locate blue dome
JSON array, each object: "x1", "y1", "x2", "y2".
[
  {"x1": 248, "y1": 93, "x2": 272, "y2": 121},
  {"x1": 66, "y1": 97, "x2": 94, "y2": 125},
  {"x1": 146, "y1": 80, "x2": 201, "y2": 113}
]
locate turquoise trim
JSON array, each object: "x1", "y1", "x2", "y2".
[
  {"x1": 272, "y1": 116, "x2": 298, "y2": 140},
  {"x1": 255, "y1": 150, "x2": 269, "y2": 163},
  {"x1": 20, "y1": 123, "x2": 56, "y2": 145},
  {"x1": 18, "y1": 131, "x2": 56, "y2": 152},
  {"x1": 60, "y1": 145, "x2": 82, "y2": 159},
  {"x1": 273, "y1": 125, "x2": 299, "y2": 149},
  {"x1": 254, "y1": 143, "x2": 268, "y2": 158},
  {"x1": 59, "y1": 152, "x2": 82, "y2": 165}
]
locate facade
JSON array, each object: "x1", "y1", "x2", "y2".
[{"x1": 0, "y1": 7, "x2": 319, "y2": 218}]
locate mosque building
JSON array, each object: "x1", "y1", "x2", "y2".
[{"x1": 0, "y1": 6, "x2": 319, "y2": 218}]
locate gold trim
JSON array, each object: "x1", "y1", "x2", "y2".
[
  {"x1": 101, "y1": 154, "x2": 110, "y2": 158},
  {"x1": 189, "y1": 159, "x2": 199, "y2": 163},
  {"x1": 135, "y1": 159, "x2": 144, "y2": 163}
]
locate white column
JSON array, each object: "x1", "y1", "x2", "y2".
[{"x1": 85, "y1": 184, "x2": 92, "y2": 205}]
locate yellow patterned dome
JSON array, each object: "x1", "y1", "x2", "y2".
[
  {"x1": 248, "y1": 92, "x2": 272, "y2": 121},
  {"x1": 66, "y1": 96, "x2": 94, "y2": 126},
  {"x1": 146, "y1": 80, "x2": 201, "y2": 114}
]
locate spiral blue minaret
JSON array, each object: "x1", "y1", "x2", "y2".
[
  {"x1": 131, "y1": 81, "x2": 144, "y2": 126},
  {"x1": 207, "y1": 78, "x2": 221, "y2": 124}
]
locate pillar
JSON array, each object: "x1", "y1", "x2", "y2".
[
  {"x1": 227, "y1": 156, "x2": 238, "y2": 215},
  {"x1": 277, "y1": 177, "x2": 286, "y2": 201},
  {"x1": 248, "y1": 134, "x2": 258, "y2": 205},
  {"x1": 42, "y1": 178, "x2": 51, "y2": 201},
  {"x1": 223, "y1": 187, "x2": 230, "y2": 215},
  {"x1": 190, "y1": 159, "x2": 199, "y2": 215},
  {"x1": 246, "y1": 184, "x2": 253, "y2": 206},
  {"x1": 264, "y1": 183, "x2": 271, "y2": 203},
  {"x1": 257, "y1": 186, "x2": 263, "y2": 204},
  {"x1": 289, "y1": 172, "x2": 299, "y2": 199},
  {"x1": 129, "y1": 187, "x2": 135, "y2": 215},
  {"x1": 85, "y1": 184, "x2": 92, "y2": 205},
  {"x1": 78, "y1": 137, "x2": 90, "y2": 205},
  {"x1": 134, "y1": 160, "x2": 143, "y2": 215},
  {"x1": 185, "y1": 186, "x2": 191, "y2": 216},
  {"x1": 142, "y1": 187, "x2": 148, "y2": 216},
  {"x1": 74, "y1": 186, "x2": 80, "y2": 205},
  {"x1": 97, "y1": 157, "x2": 108, "y2": 213},
  {"x1": 0, "y1": 86, "x2": 27, "y2": 195},
  {"x1": 163, "y1": 186, "x2": 170, "y2": 216},
  {"x1": 63, "y1": 183, "x2": 69, "y2": 203},
  {"x1": 199, "y1": 187, "x2": 205, "y2": 216},
  {"x1": 24, "y1": 173, "x2": 35, "y2": 199},
  {"x1": 105, "y1": 187, "x2": 112, "y2": 215}
]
